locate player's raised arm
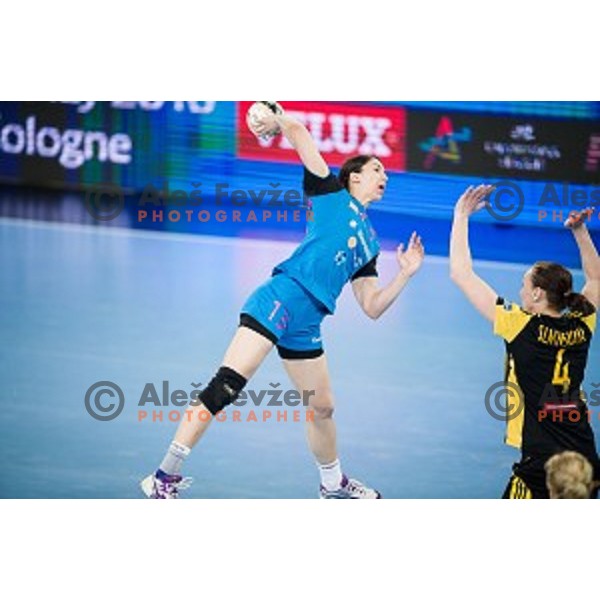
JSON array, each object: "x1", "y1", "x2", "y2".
[
  {"x1": 248, "y1": 102, "x2": 329, "y2": 178},
  {"x1": 450, "y1": 185, "x2": 498, "y2": 322},
  {"x1": 567, "y1": 208, "x2": 600, "y2": 309},
  {"x1": 276, "y1": 112, "x2": 330, "y2": 178},
  {"x1": 352, "y1": 232, "x2": 425, "y2": 320}
]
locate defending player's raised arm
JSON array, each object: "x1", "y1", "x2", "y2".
[
  {"x1": 352, "y1": 233, "x2": 425, "y2": 320},
  {"x1": 567, "y1": 208, "x2": 600, "y2": 309},
  {"x1": 250, "y1": 103, "x2": 329, "y2": 178},
  {"x1": 450, "y1": 185, "x2": 498, "y2": 322}
]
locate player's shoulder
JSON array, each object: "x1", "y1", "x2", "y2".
[
  {"x1": 303, "y1": 167, "x2": 344, "y2": 198},
  {"x1": 496, "y1": 297, "x2": 530, "y2": 315},
  {"x1": 494, "y1": 298, "x2": 534, "y2": 342}
]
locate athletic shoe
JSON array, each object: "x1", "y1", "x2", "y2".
[
  {"x1": 140, "y1": 471, "x2": 193, "y2": 499},
  {"x1": 319, "y1": 475, "x2": 381, "y2": 499}
]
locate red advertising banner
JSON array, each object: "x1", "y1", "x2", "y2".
[{"x1": 237, "y1": 101, "x2": 406, "y2": 172}]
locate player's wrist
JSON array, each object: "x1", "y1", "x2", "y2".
[
  {"x1": 396, "y1": 268, "x2": 413, "y2": 281},
  {"x1": 566, "y1": 208, "x2": 594, "y2": 231},
  {"x1": 275, "y1": 113, "x2": 302, "y2": 133},
  {"x1": 571, "y1": 222, "x2": 588, "y2": 235}
]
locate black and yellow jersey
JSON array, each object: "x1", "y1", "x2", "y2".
[{"x1": 494, "y1": 298, "x2": 598, "y2": 463}]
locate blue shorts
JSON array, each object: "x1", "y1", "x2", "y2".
[{"x1": 240, "y1": 274, "x2": 328, "y2": 359}]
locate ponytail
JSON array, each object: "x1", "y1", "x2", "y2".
[
  {"x1": 532, "y1": 262, "x2": 596, "y2": 316},
  {"x1": 565, "y1": 292, "x2": 596, "y2": 317}
]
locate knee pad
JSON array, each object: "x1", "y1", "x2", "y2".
[{"x1": 200, "y1": 367, "x2": 247, "y2": 416}]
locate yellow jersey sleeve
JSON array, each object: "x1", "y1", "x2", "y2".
[{"x1": 494, "y1": 299, "x2": 532, "y2": 343}]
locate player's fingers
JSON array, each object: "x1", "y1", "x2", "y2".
[
  {"x1": 471, "y1": 190, "x2": 487, "y2": 209},
  {"x1": 469, "y1": 186, "x2": 485, "y2": 204},
  {"x1": 474, "y1": 185, "x2": 489, "y2": 201},
  {"x1": 566, "y1": 207, "x2": 594, "y2": 228},
  {"x1": 460, "y1": 186, "x2": 474, "y2": 201}
]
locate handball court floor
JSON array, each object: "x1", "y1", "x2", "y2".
[{"x1": 2, "y1": 217, "x2": 599, "y2": 499}]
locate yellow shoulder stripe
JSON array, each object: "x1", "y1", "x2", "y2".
[{"x1": 494, "y1": 303, "x2": 532, "y2": 343}]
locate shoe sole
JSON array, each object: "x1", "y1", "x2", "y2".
[
  {"x1": 319, "y1": 491, "x2": 382, "y2": 499},
  {"x1": 140, "y1": 475, "x2": 155, "y2": 498}
]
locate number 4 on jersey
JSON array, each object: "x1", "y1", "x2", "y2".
[{"x1": 552, "y1": 349, "x2": 571, "y2": 394}]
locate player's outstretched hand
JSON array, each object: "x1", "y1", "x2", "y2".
[
  {"x1": 397, "y1": 231, "x2": 425, "y2": 277},
  {"x1": 454, "y1": 185, "x2": 495, "y2": 218},
  {"x1": 565, "y1": 207, "x2": 594, "y2": 230}
]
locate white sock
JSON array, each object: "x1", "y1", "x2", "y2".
[
  {"x1": 158, "y1": 441, "x2": 191, "y2": 476},
  {"x1": 319, "y1": 459, "x2": 343, "y2": 491}
]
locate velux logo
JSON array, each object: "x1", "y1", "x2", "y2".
[
  {"x1": 237, "y1": 102, "x2": 406, "y2": 171},
  {"x1": 261, "y1": 111, "x2": 393, "y2": 156}
]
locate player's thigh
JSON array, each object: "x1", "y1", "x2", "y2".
[
  {"x1": 222, "y1": 326, "x2": 274, "y2": 379},
  {"x1": 282, "y1": 354, "x2": 335, "y2": 413}
]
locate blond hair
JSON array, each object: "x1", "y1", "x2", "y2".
[{"x1": 545, "y1": 452, "x2": 593, "y2": 499}]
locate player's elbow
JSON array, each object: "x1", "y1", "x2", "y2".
[
  {"x1": 360, "y1": 290, "x2": 383, "y2": 320},
  {"x1": 281, "y1": 120, "x2": 306, "y2": 148},
  {"x1": 586, "y1": 269, "x2": 600, "y2": 284},
  {"x1": 450, "y1": 268, "x2": 468, "y2": 286},
  {"x1": 364, "y1": 303, "x2": 383, "y2": 320},
  {"x1": 450, "y1": 269, "x2": 465, "y2": 287}
]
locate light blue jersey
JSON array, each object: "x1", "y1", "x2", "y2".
[{"x1": 273, "y1": 170, "x2": 381, "y2": 314}]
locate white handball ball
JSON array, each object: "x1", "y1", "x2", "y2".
[{"x1": 246, "y1": 101, "x2": 283, "y2": 140}]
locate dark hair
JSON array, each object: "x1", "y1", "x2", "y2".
[
  {"x1": 338, "y1": 155, "x2": 379, "y2": 191},
  {"x1": 531, "y1": 261, "x2": 595, "y2": 316}
]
